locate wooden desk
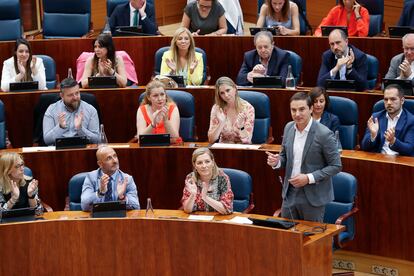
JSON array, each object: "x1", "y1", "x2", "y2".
[
  {"x1": 0, "y1": 210, "x2": 343, "y2": 275},
  {"x1": 0, "y1": 87, "x2": 391, "y2": 148},
  {"x1": 2, "y1": 144, "x2": 414, "y2": 261},
  {"x1": 0, "y1": 36, "x2": 403, "y2": 87}
]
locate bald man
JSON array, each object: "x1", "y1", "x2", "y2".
[
  {"x1": 81, "y1": 146, "x2": 139, "y2": 210},
  {"x1": 317, "y1": 28, "x2": 368, "y2": 91},
  {"x1": 385, "y1": 33, "x2": 414, "y2": 80}
]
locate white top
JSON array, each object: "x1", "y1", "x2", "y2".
[
  {"x1": 1, "y1": 56, "x2": 47, "y2": 92},
  {"x1": 292, "y1": 118, "x2": 315, "y2": 184},
  {"x1": 382, "y1": 109, "x2": 403, "y2": 155},
  {"x1": 218, "y1": 0, "x2": 244, "y2": 33}
]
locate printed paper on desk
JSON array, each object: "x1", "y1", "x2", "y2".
[
  {"x1": 188, "y1": 215, "x2": 214, "y2": 221},
  {"x1": 210, "y1": 143, "x2": 262, "y2": 150},
  {"x1": 22, "y1": 146, "x2": 56, "y2": 152}
]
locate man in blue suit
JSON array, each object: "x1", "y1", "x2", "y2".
[
  {"x1": 317, "y1": 29, "x2": 368, "y2": 91},
  {"x1": 109, "y1": 0, "x2": 158, "y2": 35},
  {"x1": 361, "y1": 84, "x2": 414, "y2": 156},
  {"x1": 266, "y1": 92, "x2": 342, "y2": 222},
  {"x1": 236, "y1": 31, "x2": 290, "y2": 86}
]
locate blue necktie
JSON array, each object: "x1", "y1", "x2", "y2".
[
  {"x1": 104, "y1": 177, "x2": 113, "y2": 201},
  {"x1": 133, "y1": 10, "x2": 138, "y2": 27}
]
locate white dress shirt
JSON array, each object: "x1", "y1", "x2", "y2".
[
  {"x1": 292, "y1": 118, "x2": 315, "y2": 184},
  {"x1": 382, "y1": 109, "x2": 403, "y2": 155}
]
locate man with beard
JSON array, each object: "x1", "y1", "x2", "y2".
[
  {"x1": 317, "y1": 28, "x2": 368, "y2": 91},
  {"x1": 361, "y1": 84, "x2": 414, "y2": 156},
  {"x1": 43, "y1": 78, "x2": 99, "y2": 145},
  {"x1": 81, "y1": 146, "x2": 140, "y2": 211},
  {"x1": 236, "y1": 30, "x2": 290, "y2": 86}
]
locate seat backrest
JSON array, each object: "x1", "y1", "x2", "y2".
[
  {"x1": 153, "y1": 46, "x2": 207, "y2": 84},
  {"x1": 42, "y1": 0, "x2": 91, "y2": 38},
  {"x1": 36, "y1": 55, "x2": 56, "y2": 89},
  {"x1": 0, "y1": 100, "x2": 5, "y2": 149},
  {"x1": 0, "y1": 0, "x2": 22, "y2": 41},
  {"x1": 398, "y1": 1, "x2": 414, "y2": 26},
  {"x1": 359, "y1": 0, "x2": 384, "y2": 36},
  {"x1": 24, "y1": 166, "x2": 33, "y2": 177},
  {"x1": 33, "y1": 92, "x2": 101, "y2": 145},
  {"x1": 106, "y1": 0, "x2": 128, "y2": 17},
  {"x1": 326, "y1": 96, "x2": 358, "y2": 150},
  {"x1": 324, "y1": 172, "x2": 357, "y2": 242},
  {"x1": 286, "y1": 50, "x2": 302, "y2": 84},
  {"x1": 222, "y1": 168, "x2": 253, "y2": 213},
  {"x1": 366, "y1": 54, "x2": 379, "y2": 90},
  {"x1": 373, "y1": 99, "x2": 414, "y2": 114},
  {"x1": 238, "y1": 91, "x2": 271, "y2": 144},
  {"x1": 138, "y1": 90, "x2": 196, "y2": 141},
  {"x1": 68, "y1": 172, "x2": 88, "y2": 211}
]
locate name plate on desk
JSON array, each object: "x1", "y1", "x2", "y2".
[
  {"x1": 0, "y1": 207, "x2": 36, "y2": 223},
  {"x1": 92, "y1": 201, "x2": 126, "y2": 218}
]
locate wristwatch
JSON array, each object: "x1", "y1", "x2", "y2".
[{"x1": 98, "y1": 189, "x2": 106, "y2": 197}]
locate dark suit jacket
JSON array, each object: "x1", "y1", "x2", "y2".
[
  {"x1": 320, "y1": 111, "x2": 340, "y2": 133},
  {"x1": 109, "y1": 2, "x2": 158, "y2": 35},
  {"x1": 361, "y1": 108, "x2": 414, "y2": 156},
  {"x1": 278, "y1": 120, "x2": 342, "y2": 207},
  {"x1": 317, "y1": 44, "x2": 368, "y2": 91},
  {"x1": 398, "y1": 2, "x2": 414, "y2": 26},
  {"x1": 236, "y1": 47, "x2": 290, "y2": 86}
]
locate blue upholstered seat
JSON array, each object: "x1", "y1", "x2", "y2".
[
  {"x1": 326, "y1": 96, "x2": 358, "y2": 150},
  {"x1": 222, "y1": 168, "x2": 254, "y2": 213},
  {"x1": 106, "y1": 0, "x2": 128, "y2": 17},
  {"x1": 36, "y1": 55, "x2": 56, "y2": 89},
  {"x1": 286, "y1": 50, "x2": 302, "y2": 85},
  {"x1": 0, "y1": 0, "x2": 22, "y2": 41},
  {"x1": 324, "y1": 172, "x2": 358, "y2": 249},
  {"x1": 153, "y1": 46, "x2": 208, "y2": 84},
  {"x1": 42, "y1": 0, "x2": 91, "y2": 38},
  {"x1": 238, "y1": 91, "x2": 272, "y2": 144},
  {"x1": 68, "y1": 172, "x2": 88, "y2": 211},
  {"x1": 373, "y1": 99, "x2": 414, "y2": 114},
  {"x1": 138, "y1": 90, "x2": 196, "y2": 141},
  {"x1": 366, "y1": 54, "x2": 379, "y2": 90}
]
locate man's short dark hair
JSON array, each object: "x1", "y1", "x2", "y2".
[
  {"x1": 384, "y1": 84, "x2": 404, "y2": 98},
  {"x1": 290, "y1": 92, "x2": 312, "y2": 108},
  {"x1": 60, "y1": 78, "x2": 79, "y2": 92}
]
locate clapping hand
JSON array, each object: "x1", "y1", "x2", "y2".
[
  {"x1": 117, "y1": 176, "x2": 128, "y2": 199},
  {"x1": 216, "y1": 108, "x2": 226, "y2": 124},
  {"x1": 399, "y1": 59, "x2": 412, "y2": 79},
  {"x1": 10, "y1": 180, "x2": 20, "y2": 201},
  {"x1": 27, "y1": 179, "x2": 38, "y2": 198},
  {"x1": 17, "y1": 59, "x2": 26, "y2": 76},
  {"x1": 58, "y1": 112, "x2": 67, "y2": 129},
  {"x1": 346, "y1": 48, "x2": 355, "y2": 69},
  {"x1": 367, "y1": 116, "x2": 379, "y2": 139},
  {"x1": 99, "y1": 174, "x2": 110, "y2": 193},
  {"x1": 98, "y1": 58, "x2": 114, "y2": 76},
  {"x1": 31, "y1": 56, "x2": 38, "y2": 75},
  {"x1": 384, "y1": 127, "x2": 396, "y2": 145},
  {"x1": 185, "y1": 177, "x2": 197, "y2": 196},
  {"x1": 74, "y1": 112, "x2": 84, "y2": 130},
  {"x1": 201, "y1": 181, "x2": 208, "y2": 200},
  {"x1": 165, "y1": 58, "x2": 177, "y2": 73},
  {"x1": 152, "y1": 105, "x2": 169, "y2": 126},
  {"x1": 189, "y1": 59, "x2": 199, "y2": 74},
  {"x1": 235, "y1": 112, "x2": 246, "y2": 129}
]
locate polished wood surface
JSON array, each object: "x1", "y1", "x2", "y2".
[
  {"x1": 0, "y1": 210, "x2": 342, "y2": 275},
  {"x1": 2, "y1": 144, "x2": 414, "y2": 262},
  {"x1": 0, "y1": 36, "x2": 403, "y2": 88},
  {"x1": 0, "y1": 87, "x2": 390, "y2": 148}
]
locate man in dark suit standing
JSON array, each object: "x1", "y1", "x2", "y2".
[
  {"x1": 266, "y1": 92, "x2": 342, "y2": 222},
  {"x1": 109, "y1": 0, "x2": 158, "y2": 35},
  {"x1": 236, "y1": 31, "x2": 290, "y2": 86},
  {"x1": 317, "y1": 28, "x2": 368, "y2": 91},
  {"x1": 361, "y1": 84, "x2": 414, "y2": 156}
]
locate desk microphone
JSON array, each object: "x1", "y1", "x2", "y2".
[{"x1": 278, "y1": 176, "x2": 297, "y2": 231}]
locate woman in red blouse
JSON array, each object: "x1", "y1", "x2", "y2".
[
  {"x1": 136, "y1": 80, "x2": 180, "y2": 139},
  {"x1": 181, "y1": 147, "x2": 234, "y2": 214},
  {"x1": 314, "y1": 0, "x2": 369, "y2": 37}
]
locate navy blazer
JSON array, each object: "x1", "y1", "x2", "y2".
[
  {"x1": 109, "y1": 2, "x2": 158, "y2": 35},
  {"x1": 320, "y1": 111, "x2": 340, "y2": 133},
  {"x1": 361, "y1": 108, "x2": 414, "y2": 156},
  {"x1": 398, "y1": 2, "x2": 414, "y2": 27},
  {"x1": 236, "y1": 47, "x2": 290, "y2": 86},
  {"x1": 317, "y1": 44, "x2": 368, "y2": 91}
]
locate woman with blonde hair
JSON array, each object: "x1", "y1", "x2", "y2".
[
  {"x1": 181, "y1": 147, "x2": 233, "y2": 214},
  {"x1": 136, "y1": 80, "x2": 181, "y2": 139},
  {"x1": 256, "y1": 0, "x2": 300, "y2": 36},
  {"x1": 208, "y1": 76, "x2": 255, "y2": 144},
  {"x1": 0, "y1": 153, "x2": 42, "y2": 211},
  {"x1": 160, "y1": 27, "x2": 204, "y2": 86}
]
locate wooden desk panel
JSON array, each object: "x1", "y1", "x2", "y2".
[
  {"x1": 0, "y1": 210, "x2": 341, "y2": 275},
  {"x1": 0, "y1": 36, "x2": 403, "y2": 88},
  {"x1": 0, "y1": 87, "x2": 386, "y2": 148},
  {"x1": 4, "y1": 145, "x2": 414, "y2": 262}
]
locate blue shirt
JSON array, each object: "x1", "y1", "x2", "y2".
[
  {"x1": 43, "y1": 100, "x2": 100, "y2": 146},
  {"x1": 80, "y1": 168, "x2": 140, "y2": 211}
]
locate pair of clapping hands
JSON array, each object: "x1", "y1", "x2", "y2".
[
  {"x1": 99, "y1": 174, "x2": 128, "y2": 199},
  {"x1": 58, "y1": 112, "x2": 84, "y2": 130},
  {"x1": 10, "y1": 179, "x2": 38, "y2": 202},
  {"x1": 98, "y1": 58, "x2": 115, "y2": 76},
  {"x1": 216, "y1": 108, "x2": 247, "y2": 130},
  {"x1": 185, "y1": 177, "x2": 211, "y2": 199}
]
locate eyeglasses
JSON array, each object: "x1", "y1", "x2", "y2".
[
  {"x1": 14, "y1": 162, "x2": 25, "y2": 169},
  {"x1": 403, "y1": 47, "x2": 414, "y2": 52},
  {"x1": 197, "y1": 2, "x2": 212, "y2": 10}
]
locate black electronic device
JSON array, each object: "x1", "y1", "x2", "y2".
[
  {"x1": 325, "y1": 79, "x2": 357, "y2": 91},
  {"x1": 92, "y1": 201, "x2": 127, "y2": 218},
  {"x1": 88, "y1": 76, "x2": 118, "y2": 89},
  {"x1": 383, "y1": 78, "x2": 414, "y2": 96},
  {"x1": 249, "y1": 27, "x2": 277, "y2": 36},
  {"x1": 139, "y1": 133, "x2": 170, "y2": 147},
  {"x1": 388, "y1": 26, "x2": 414, "y2": 38},
  {"x1": 165, "y1": 75, "x2": 185, "y2": 87},
  {"x1": 0, "y1": 207, "x2": 36, "y2": 223},
  {"x1": 252, "y1": 76, "x2": 283, "y2": 88},
  {"x1": 249, "y1": 217, "x2": 298, "y2": 230},
  {"x1": 9, "y1": 81, "x2": 39, "y2": 92},
  {"x1": 55, "y1": 136, "x2": 88, "y2": 150}
]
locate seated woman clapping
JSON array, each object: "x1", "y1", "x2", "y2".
[
  {"x1": 160, "y1": 27, "x2": 204, "y2": 86},
  {"x1": 1, "y1": 38, "x2": 47, "y2": 92},
  {"x1": 81, "y1": 34, "x2": 127, "y2": 88},
  {"x1": 208, "y1": 77, "x2": 255, "y2": 144},
  {"x1": 136, "y1": 80, "x2": 181, "y2": 139},
  {"x1": 0, "y1": 153, "x2": 43, "y2": 213},
  {"x1": 181, "y1": 147, "x2": 233, "y2": 214}
]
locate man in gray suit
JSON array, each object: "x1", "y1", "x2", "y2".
[
  {"x1": 266, "y1": 92, "x2": 342, "y2": 222},
  {"x1": 385, "y1": 33, "x2": 414, "y2": 80}
]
